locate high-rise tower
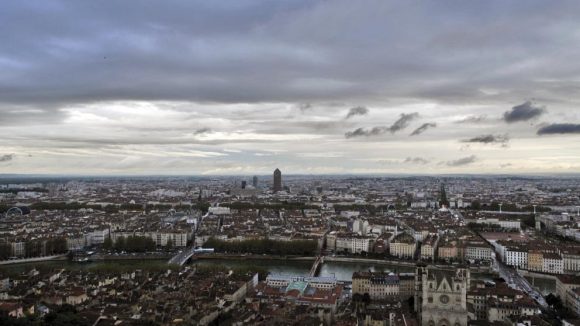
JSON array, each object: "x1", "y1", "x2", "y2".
[
  {"x1": 273, "y1": 168, "x2": 282, "y2": 192},
  {"x1": 252, "y1": 175, "x2": 258, "y2": 188}
]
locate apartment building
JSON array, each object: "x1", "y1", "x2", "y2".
[
  {"x1": 390, "y1": 233, "x2": 416, "y2": 259},
  {"x1": 420, "y1": 234, "x2": 438, "y2": 261}
]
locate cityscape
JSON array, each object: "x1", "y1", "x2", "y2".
[
  {"x1": 2, "y1": 1, "x2": 580, "y2": 326},
  {"x1": 1, "y1": 172, "x2": 580, "y2": 325}
]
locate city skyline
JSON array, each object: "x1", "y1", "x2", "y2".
[
  {"x1": 1, "y1": 1, "x2": 579, "y2": 175},
  {"x1": 2, "y1": 3, "x2": 580, "y2": 324}
]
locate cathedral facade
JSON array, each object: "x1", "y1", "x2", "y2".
[{"x1": 415, "y1": 264, "x2": 470, "y2": 326}]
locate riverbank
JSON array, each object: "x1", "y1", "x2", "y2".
[
  {"x1": 0, "y1": 255, "x2": 67, "y2": 265},
  {"x1": 194, "y1": 254, "x2": 492, "y2": 273},
  {"x1": 194, "y1": 254, "x2": 416, "y2": 266},
  {"x1": 95, "y1": 253, "x2": 173, "y2": 260},
  {"x1": 0, "y1": 253, "x2": 491, "y2": 274},
  {"x1": 194, "y1": 254, "x2": 316, "y2": 262},
  {"x1": 324, "y1": 256, "x2": 417, "y2": 267},
  {"x1": 0, "y1": 255, "x2": 504, "y2": 283},
  {"x1": 0, "y1": 253, "x2": 172, "y2": 266}
]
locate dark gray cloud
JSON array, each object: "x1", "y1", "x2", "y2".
[
  {"x1": 0, "y1": 154, "x2": 14, "y2": 162},
  {"x1": 390, "y1": 113, "x2": 420, "y2": 133},
  {"x1": 345, "y1": 106, "x2": 368, "y2": 119},
  {"x1": 537, "y1": 123, "x2": 580, "y2": 135},
  {"x1": 455, "y1": 115, "x2": 488, "y2": 124},
  {"x1": 193, "y1": 128, "x2": 212, "y2": 135},
  {"x1": 2, "y1": 1, "x2": 579, "y2": 110},
  {"x1": 404, "y1": 157, "x2": 429, "y2": 164},
  {"x1": 345, "y1": 126, "x2": 387, "y2": 138},
  {"x1": 298, "y1": 103, "x2": 312, "y2": 112},
  {"x1": 344, "y1": 112, "x2": 419, "y2": 138},
  {"x1": 257, "y1": 119, "x2": 352, "y2": 135},
  {"x1": 446, "y1": 155, "x2": 477, "y2": 167},
  {"x1": 0, "y1": 1, "x2": 579, "y2": 174},
  {"x1": 36, "y1": 135, "x2": 274, "y2": 148},
  {"x1": 0, "y1": 105, "x2": 69, "y2": 126},
  {"x1": 410, "y1": 122, "x2": 436, "y2": 136},
  {"x1": 503, "y1": 101, "x2": 546, "y2": 123},
  {"x1": 461, "y1": 134, "x2": 509, "y2": 145}
]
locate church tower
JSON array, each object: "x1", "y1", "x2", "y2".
[{"x1": 416, "y1": 265, "x2": 470, "y2": 326}]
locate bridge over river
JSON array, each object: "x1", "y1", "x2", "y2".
[
  {"x1": 168, "y1": 247, "x2": 215, "y2": 266},
  {"x1": 308, "y1": 256, "x2": 324, "y2": 277}
]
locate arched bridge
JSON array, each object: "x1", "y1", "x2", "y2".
[
  {"x1": 168, "y1": 247, "x2": 214, "y2": 266},
  {"x1": 309, "y1": 255, "x2": 324, "y2": 277}
]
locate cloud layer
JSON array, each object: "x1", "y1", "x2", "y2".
[
  {"x1": 404, "y1": 157, "x2": 429, "y2": 164},
  {"x1": 0, "y1": 1, "x2": 579, "y2": 174}
]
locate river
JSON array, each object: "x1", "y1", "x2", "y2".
[
  {"x1": 192, "y1": 258, "x2": 416, "y2": 281},
  {"x1": 0, "y1": 258, "x2": 416, "y2": 280},
  {"x1": 0, "y1": 258, "x2": 557, "y2": 294}
]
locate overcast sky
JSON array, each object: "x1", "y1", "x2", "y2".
[{"x1": 1, "y1": 0, "x2": 579, "y2": 175}]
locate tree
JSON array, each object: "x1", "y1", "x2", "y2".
[
  {"x1": 0, "y1": 312, "x2": 35, "y2": 325},
  {"x1": 46, "y1": 237, "x2": 67, "y2": 254},
  {"x1": 166, "y1": 238, "x2": 174, "y2": 250},
  {"x1": 102, "y1": 236, "x2": 113, "y2": 250},
  {"x1": 470, "y1": 201, "x2": 481, "y2": 210},
  {"x1": 43, "y1": 304, "x2": 90, "y2": 326},
  {"x1": 204, "y1": 237, "x2": 317, "y2": 256},
  {"x1": 352, "y1": 293, "x2": 362, "y2": 308},
  {"x1": 25, "y1": 240, "x2": 42, "y2": 258},
  {"x1": 352, "y1": 293, "x2": 362, "y2": 302},
  {"x1": 115, "y1": 236, "x2": 126, "y2": 251},
  {"x1": 362, "y1": 293, "x2": 371, "y2": 306},
  {"x1": 139, "y1": 321, "x2": 160, "y2": 326},
  {"x1": 407, "y1": 296, "x2": 414, "y2": 311},
  {"x1": 522, "y1": 214, "x2": 536, "y2": 229},
  {"x1": 123, "y1": 236, "x2": 155, "y2": 253},
  {"x1": 0, "y1": 244, "x2": 12, "y2": 260},
  {"x1": 546, "y1": 293, "x2": 563, "y2": 309}
]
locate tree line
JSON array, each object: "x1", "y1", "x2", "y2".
[
  {"x1": 103, "y1": 235, "x2": 156, "y2": 253},
  {"x1": 88, "y1": 261, "x2": 179, "y2": 274},
  {"x1": 0, "y1": 237, "x2": 68, "y2": 260},
  {"x1": 0, "y1": 187, "x2": 48, "y2": 194},
  {"x1": 332, "y1": 204, "x2": 396, "y2": 215},
  {"x1": 221, "y1": 201, "x2": 317, "y2": 211},
  {"x1": 204, "y1": 237, "x2": 318, "y2": 256},
  {"x1": 195, "y1": 264, "x2": 268, "y2": 281},
  {"x1": 14, "y1": 201, "x2": 212, "y2": 213},
  {"x1": 0, "y1": 243, "x2": 12, "y2": 260}
]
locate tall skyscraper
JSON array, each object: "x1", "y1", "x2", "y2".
[
  {"x1": 241, "y1": 180, "x2": 247, "y2": 189},
  {"x1": 273, "y1": 168, "x2": 282, "y2": 192},
  {"x1": 252, "y1": 175, "x2": 258, "y2": 188}
]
